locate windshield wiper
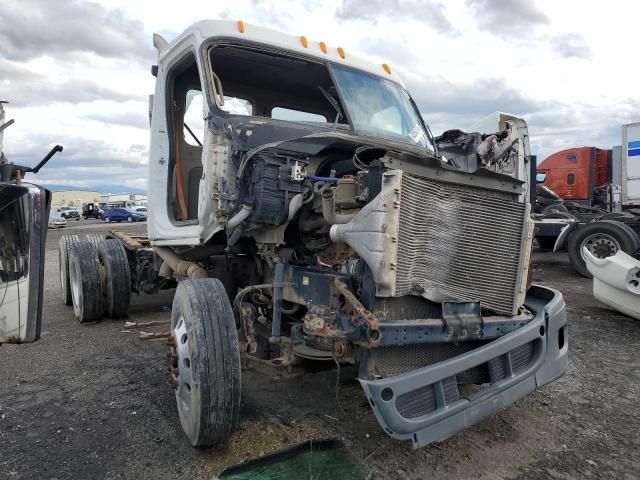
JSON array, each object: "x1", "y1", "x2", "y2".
[{"x1": 318, "y1": 86, "x2": 343, "y2": 131}]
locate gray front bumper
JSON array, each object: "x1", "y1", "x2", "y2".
[{"x1": 359, "y1": 285, "x2": 568, "y2": 448}]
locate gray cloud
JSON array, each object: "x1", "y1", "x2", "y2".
[
  {"x1": 5, "y1": 77, "x2": 142, "y2": 107},
  {"x1": 4, "y1": 131, "x2": 148, "y2": 182},
  {"x1": 0, "y1": 59, "x2": 143, "y2": 106},
  {"x1": 0, "y1": 0, "x2": 154, "y2": 62},
  {"x1": 466, "y1": 0, "x2": 549, "y2": 37},
  {"x1": 407, "y1": 74, "x2": 543, "y2": 118},
  {"x1": 551, "y1": 33, "x2": 591, "y2": 59},
  {"x1": 220, "y1": 2, "x2": 296, "y2": 31},
  {"x1": 86, "y1": 111, "x2": 149, "y2": 129},
  {"x1": 526, "y1": 99, "x2": 640, "y2": 160},
  {"x1": 336, "y1": 0, "x2": 456, "y2": 35},
  {"x1": 0, "y1": 60, "x2": 41, "y2": 84}
]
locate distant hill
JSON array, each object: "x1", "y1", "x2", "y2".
[{"x1": 43, "y1": 184, "x2": 147, "y2": 195}]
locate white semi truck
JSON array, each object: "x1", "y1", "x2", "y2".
[{"x1": 48, "y1": 21, "x2": 568, "y2": 449}]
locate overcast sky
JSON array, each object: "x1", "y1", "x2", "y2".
[{"x1": 0, "y1": 0, "x2": 637, "y2": 189}]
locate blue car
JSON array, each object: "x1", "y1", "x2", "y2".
[{"x1": 102, "y1": 208, "x2": 146, "y2": 223}]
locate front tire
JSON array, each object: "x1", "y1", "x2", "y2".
[
  {"x1": 127, "y1": 216, "x2": 133, "y2": 222},
  {"x1": 69, "y1": 242, "x2": 103, "y2": 323},
  {"x1": 97, "y1": 239, "x2": 131, "y2": 318},
  {"x1": 567, "y1": 220, "x2": 640, "y2": 277},
  {"x1": 170, "y1": 278, "x2": 241, "y2": 446}
]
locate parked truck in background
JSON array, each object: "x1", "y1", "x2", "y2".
[
  {"x1": 54, "y1": 20, "x2": 568, "y2": 450},
  {"x1": 534, "y1": 123, "x2": 640, "y2": 277}
]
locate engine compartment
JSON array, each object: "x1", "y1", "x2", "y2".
[{"x1": 201, "y1": 125, "x2": 534, "y2": 374}]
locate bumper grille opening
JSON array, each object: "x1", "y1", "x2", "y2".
[
  {"x1": 396, "y1": 173, "x2": 526, "y2": 315},
  {"x1": 395, "y1": 376, "x2": 459, "y2": 419},
  {"x1": 385, "y1": 340, "x2": 537, "y2": 420},
  {"x1": 372, "y1": 341, "x2": 488, "y2": 378},
  {"x1": 488, "y1": 341, "x2": 535, "y2": 382}
]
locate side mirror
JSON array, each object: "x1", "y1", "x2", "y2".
[{"x1": 0, "y1": 182, "x2": 49, "y2": 344}]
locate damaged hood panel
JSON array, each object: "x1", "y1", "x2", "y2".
[{"x1": 434, "y1": 120, "x2": 520, "y2": 177}]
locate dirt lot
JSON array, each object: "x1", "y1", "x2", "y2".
[{"x1": 2, "y1": 221, "x2": 640, "y2": 479}]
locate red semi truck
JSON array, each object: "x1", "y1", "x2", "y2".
[{"x1": 537, "y1": 147, "x2": 611, "y2": 206}]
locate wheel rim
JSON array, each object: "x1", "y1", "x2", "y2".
[
  {"x1": 580, "y1": 233, "x2": 621, "y2": 261},
  {"x1": 105, "y1": 217, "x2": 110, "y2": 222},
  {"x1": 171, "y1": 316, "x2": 193, "y2": 420},
  {"x1": 128, "y1": 217, "x2": 133, "y2": 222}
]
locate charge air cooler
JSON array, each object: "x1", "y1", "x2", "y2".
[{"x1": 330, "y1": 169, "x2": 532, "y2": 316}]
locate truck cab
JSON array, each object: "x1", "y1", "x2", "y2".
[
  {"x1": 537, "y1": 147, "x2": 610, "y2": 204},
  {"x1": 147, "y1": 20, "x2": 437, "y2": 246}
]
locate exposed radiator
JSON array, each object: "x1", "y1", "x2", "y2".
[{"x1": 396, "y1": 173, "x2": 527, "y2": 315}]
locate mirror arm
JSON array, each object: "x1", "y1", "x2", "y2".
[
  {"x1": 31, "y1": 145, "x2": 63, "y2": 173},
  {"x1": 0, "y1": 145, "x2": 63, "y2": 181}
]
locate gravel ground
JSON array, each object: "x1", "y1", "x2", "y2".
[{"x1": 1, "y1": 221, "x2": 639, "y2": 479}]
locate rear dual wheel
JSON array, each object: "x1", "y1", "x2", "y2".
[
  {"x1": 69, "y1": 242, "x2": 103, "y2": 322},
  {"x1": 98, "y1": 240, "x2": 131, "y2": 318},
  {"x1": 58, "y1": 235, "x2": 80, "y2": 305},
  {"x1": 66, "y1": 240, "x2": 131, "y2": 322},
  {"x1": 86, "y1": 232, "x2": 105, "y2": 247}
]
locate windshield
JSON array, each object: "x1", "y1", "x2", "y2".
[{"x1": 331, "y1": 65, "x2": 432, "y2": 150}]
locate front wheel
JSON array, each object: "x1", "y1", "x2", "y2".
[
  {"x1": 127, "y1": 216, "x2": 133, "y2": 222},
  {"x1": 169, "y1": 278, "x2": 241, "y2": 446}
]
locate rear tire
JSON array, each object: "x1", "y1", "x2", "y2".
[
  {"x1": 97, "y1": 239, "x2": 131, "y2": 318},
  {"x1": 86, "y1": 232, "x2": 105, "y2": 247},
  {"x1": 69, "y1": 242, "x2": 103, "y2": 323},
  {"x1": 58, "y1": 234, "x2": 80, "y2": 305},
  {"x1": 170, "y1": 278, "x2": 241, "y2": 446},
  {"x1": 567, "y1": 220, "x2": 640, "y2": 278},
  {"x1": 104, "y1": 217, "x2": 111, "y2": 223}
]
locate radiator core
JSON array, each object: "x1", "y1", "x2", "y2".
[{"x1": 395, "y1": 173, "x2": 527, "y2": 315}]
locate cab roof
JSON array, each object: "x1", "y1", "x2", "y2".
[{"x1": 159, "y1": 19, "x2": 405, "y2": 87}]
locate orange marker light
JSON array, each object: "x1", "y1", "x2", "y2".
[
  {"x1": 237, "y1": 20, "x2": 245, "y2": 33},
  {"x1": 382, "y1": 63, "x2": 392, "y2": 74},
  {"x1": 319, "y1": 41, "x2": 327, "y2": 54},
  {"x1": 300, "y1": 36, "x2": 308, "y2": 48},
  {"x1": 337, "y1": 47, "x2": 346, "y2": 59}
]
